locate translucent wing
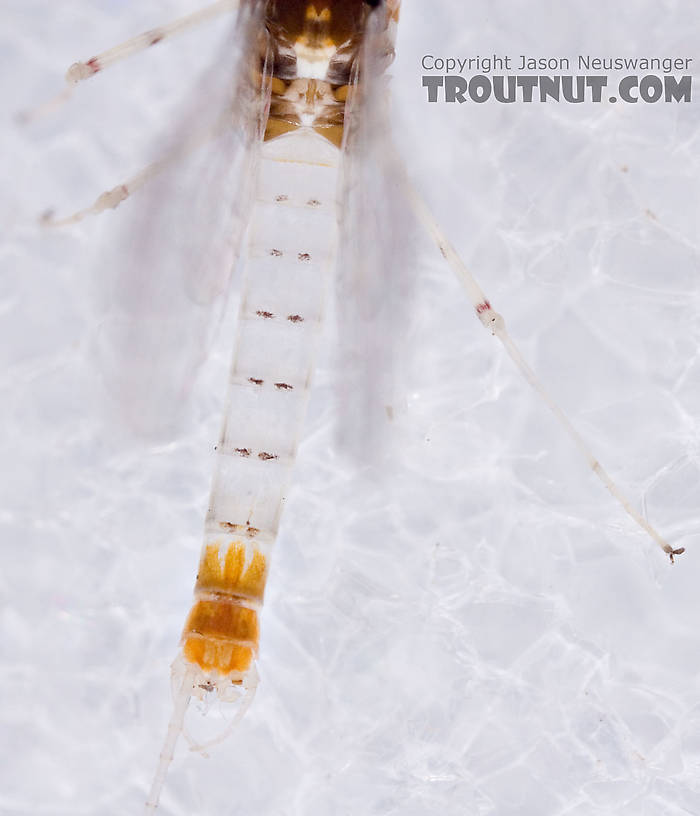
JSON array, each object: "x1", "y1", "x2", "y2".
[
  {"x1": 333, "y1": 7, "x2": 419, "y2": 462},
  {"x1": 93, "y1": 1, "x2": 266, "y2": 438}
]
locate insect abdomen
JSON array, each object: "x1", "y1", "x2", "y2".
[
  {"x1": 181, "y1": 538, "x2": 267, "y2": 677},
  {"x1": 180, "y1": 128, "x2": 340, "y2": 688}
]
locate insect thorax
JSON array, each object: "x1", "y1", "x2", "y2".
[{"x1": 258, "y1": 0, "x2": 399, "y2": 145}]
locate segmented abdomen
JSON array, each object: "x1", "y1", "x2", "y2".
[{"x1": 181, "y1": 127, "x2": 341, "y2": 685}]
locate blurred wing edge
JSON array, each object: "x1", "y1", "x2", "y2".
[
  {"x1": 93, "y1": 1, "x2": 266, "y2": 439},
  {"x1": 333, "y1": 9, "x2": 420, "y2": 463}
]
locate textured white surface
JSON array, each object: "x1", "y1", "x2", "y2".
[{"x1": 2, "y1": 2, "x2": 700, "y2": 815}]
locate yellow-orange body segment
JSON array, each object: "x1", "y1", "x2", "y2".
[
  {"x1": 183, "y1": 637, "x2": 255, "y2": 675},
  {"x1": 181, "y1": 541, "x2": 267, "y2": 676},
  {"x1": 195, "y1": 541, "x2": 268, "y2": 601}
]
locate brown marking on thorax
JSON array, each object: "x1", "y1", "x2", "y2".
[
  {"x1": 261, "y1": 1, "x2": 374, "y2": 145},
  {"x1": 267, "y1": 0, "x2": 368, "y2": 47}
]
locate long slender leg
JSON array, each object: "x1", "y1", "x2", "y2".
[
  {"x1": 19, "y1": 0, "x2": 238, "y2": 124},
  {"x1": 65, "y1": 0, "x2": 239, "y2": 85},
  {"x1": 41, "y1": 113, "x2": 232, "y2": 227},
  {"x1": 403, "y1": 177, "x2": 683, "y2": 563}
]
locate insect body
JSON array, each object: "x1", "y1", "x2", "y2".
[
  {"x1": 141, "y1": 1, "x2": 400, "y2": 811},
  {"x1": 35, "y1": 2, "x2": 683, "y2": 812}
]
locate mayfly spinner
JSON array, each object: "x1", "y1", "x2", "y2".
[{"x1": 38, "y1": 0, "x2": 683, "y2": 812}]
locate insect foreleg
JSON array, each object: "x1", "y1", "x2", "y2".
[
  {"x1": 19, "y1": 1, "x2": 239, "y2": 125},
  {"x1": 65, "y1": 0, "x2": 239, "y2": 86}
]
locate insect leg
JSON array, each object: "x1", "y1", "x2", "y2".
[
  {"x1": 41, "y1": 112, "x2": 234, "y2": 227},
  {"x1": 65, "y1": 0, "x2": 239, "y2": 84},
  {"x1": 19, "y1": 0, "x2": 239, "y2": 124},
  {"x1": 404, "y1": 176, "x2": 682, "y2": 562}
]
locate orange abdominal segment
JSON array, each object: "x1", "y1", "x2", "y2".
[
  {"x1": 195, "y1": 541, "x2": 268, "y2": 602},
  {"x1": 181, "y1": 540, "x2": 268, "y2": 677},
  {"x1": 185, "y1": 600, "x2": 259, "y2": 643},
  {"x1": 182, "y1": 637, "x2": 254, "y2": 675}
]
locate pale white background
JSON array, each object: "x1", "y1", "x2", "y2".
[{"x1": 2, "y1": 1, "x2": 700, "y2": 815}]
